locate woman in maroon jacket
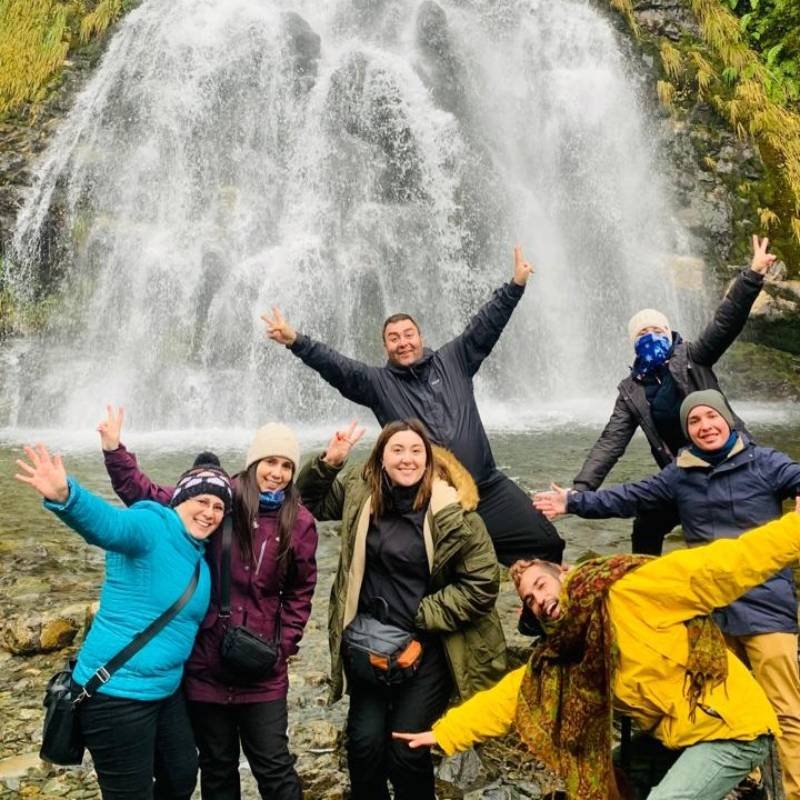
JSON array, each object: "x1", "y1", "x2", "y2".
[{"x1": 98, "y1": 407, "x2": 317, "y2": 800}]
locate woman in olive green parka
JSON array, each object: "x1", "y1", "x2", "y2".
[{"x1": 296, "y1": 419, "x2": 506, "y2": 800}]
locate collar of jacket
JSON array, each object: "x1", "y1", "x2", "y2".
[
  {"x1": 341, "y1": 447, "x2": 479, "y2": 631},
  {"x1": 676, "y1": 434, "x2": 748, "y2": 469},
  {"x1": 384, "y1": 348, "x2": 435, "y2": 377}
]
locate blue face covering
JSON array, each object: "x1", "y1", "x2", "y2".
[
  {"x1": 633, "y1": 332, "x2": 672, "y2": 375},
  {"x1": 259, "y1": 490, "x2": 285, "y2": 511}
]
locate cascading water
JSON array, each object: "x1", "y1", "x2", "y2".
[{"x1": 3, "y1": 0, "x2": 706, "y2": 435}]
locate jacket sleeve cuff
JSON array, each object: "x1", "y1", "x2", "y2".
[
  {"x1": 315, "y1": 454, "x2": 344, "y2": 476},
  {"x1": 102, "y1": 442, "x2": 129, "y2": 459},
  {"x1": 431, "y1": 720, "x2": 458, "y2": 756},
  {"x1": 289, "y1": 332, "x2": 307, "y2": 353},
  {"x1": 43, "y1": 477, "x2": 79, "y2": 512},
  {"x1": 566, "y1": 492, "x2": 580, "y2": 514},
  {"x1": 506, "y1": 281, "x2": 526, "y2": 299},
  {"x1": 742, "y1": 268, "x2": 765, "y2": 286}
]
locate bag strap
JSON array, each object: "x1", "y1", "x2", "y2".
[
  {"x1": 78, "y1": 559, "x2": 202, "y2": 701},
  {"x1": 219, "y1": 514, "x2": 284, "y2": 643},
  {"x1": 220, "y1": 515, "x2": 233, "y2": 617}
]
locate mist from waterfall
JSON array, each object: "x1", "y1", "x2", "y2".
[{"x1": 4, "y1": 0, "x2": 706, "y2": 434}]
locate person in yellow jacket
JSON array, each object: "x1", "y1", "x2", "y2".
[{"x1": 394, "y1": 511, "x2": 800, "y2": 800}]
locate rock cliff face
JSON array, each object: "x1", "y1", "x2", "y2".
[
  {"x1": 588, "y1": 0, "x2": 800, "y2": 367},
  {"x1": 1, "y1": 1, "x2": 799, "y2": 383}
]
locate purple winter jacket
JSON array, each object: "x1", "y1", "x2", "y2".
[{"x1": 104, "y1": 445, "x2": 318, "y2": 704}]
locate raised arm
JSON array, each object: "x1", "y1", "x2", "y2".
[
  {"x1": 262, "y1": 307, "x2": 380, "y2": 407},
  {"x1": 573, "y1": 394, "x2": 641, "y2": 491},
  {"x1": 615, "y1": 511, "x2": 800, "y2": 624},
  {"x1": 295, "y1": 423, "x2": 365, "y2": 521},
  {"x1": 687, "y1": 235, "x2": 773, "y2": 366},
  {"x1": 440, "y1": 246, "x2": 530, "y2": 377},
  {"x1": 98, "y1": 405, "x2": 173, "y2": 506},
  {"x1": 279, "y1": 511, "x2": 319, "y2": 658},
  {"x1": 15, "y1": 444, "x2": 153, "y2": 555}
]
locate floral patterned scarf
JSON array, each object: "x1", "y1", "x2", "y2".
[{"x1": 513, "y1": 555, "x2": 728, "y2": 800}]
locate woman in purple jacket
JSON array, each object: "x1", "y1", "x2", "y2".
[{"x1": 98, "y1": 408, "x2": 318, "y2": 800}]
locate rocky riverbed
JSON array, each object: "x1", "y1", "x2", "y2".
[{"x1": 0, "y1": 516, "x2": 560, "y2": 800}]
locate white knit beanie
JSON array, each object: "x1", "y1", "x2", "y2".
[
  {"x1": 245, "y1": 423, "x2": 300, "y2": 472},
  {"x1": 627, "y1": 309, "x2": 671, "y2": 343}
]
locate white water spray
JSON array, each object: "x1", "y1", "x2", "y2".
[{"x1": 5, "y1": 0, "x2": 705, "y2": 433}]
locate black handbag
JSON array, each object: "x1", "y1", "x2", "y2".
[
  {"x1": 219, "y1": 518, "x2": 282, "y2": 682},
  {"x1": 40, "y1": 561, "x2": 201, "y2": 766},
  {"x1": 342, "y1": 600, "x2": 423, "y2": 687}
]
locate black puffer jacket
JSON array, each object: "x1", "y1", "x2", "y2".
[
  {"x1": 573, "y1": 269, "x2": 763, "y2": 491},
  {"x1": 289, "y1": 282, "x2": 525, "y2": 485}
]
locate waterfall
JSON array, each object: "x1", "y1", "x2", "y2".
[{"x1": 4, "y1": 0, "x2": 705, "y2": 434}]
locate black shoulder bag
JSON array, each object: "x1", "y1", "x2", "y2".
[
  {"x1": 218, "y1": 517, "x2": 282, "y2": 682},
  {"x1": 40, "y1": 560, "x2": 201, "y2": 766}
]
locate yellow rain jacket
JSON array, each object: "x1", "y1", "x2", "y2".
[{"x1": 433, "y1": 512, "x2": 800, "y2": 755}]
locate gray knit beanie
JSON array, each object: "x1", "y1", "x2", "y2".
[{"x1": 679, "y1": 390, "x2": 735, "y2": 437}]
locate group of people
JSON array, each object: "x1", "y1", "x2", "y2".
[{"x1": 13, "y1": 237, "x2": 800, "y2": 800}]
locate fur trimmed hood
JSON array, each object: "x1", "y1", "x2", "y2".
[{"x1": 432, "y1": 445, "x2": 479, "y2": 512}]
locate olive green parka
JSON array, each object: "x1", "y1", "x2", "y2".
[{"x1": 296, "y1": 446, "x2": 507, "y2": 703}]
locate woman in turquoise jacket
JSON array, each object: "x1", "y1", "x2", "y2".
[{"x1": 15, "y1": 443, "x2": 232, "y2": 800}]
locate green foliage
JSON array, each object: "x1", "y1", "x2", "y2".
[
  {"x1": 0, "y1": 0, "x2": 125, "y2": 120},
  {"x1": 727, "y1": 0, "x2": 800, "y2": 105}
]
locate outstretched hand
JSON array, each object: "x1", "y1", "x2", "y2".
[
  {"x1": 15, "y1": 443, "x2": 69, "y2": 503},
  {"x1": 97, "y1": 405, "x2": 124, "y2": 451},
  {"x1": 512, "y1": 244, "x2": 534, "y2": 286},
  {"x1": 261, "y1": 306, "x2": 297, "y2": 346},
  {"x1": 751, "y1": 235, "x2": 777, "y2": 275},
  {"x1": 322, "y1": 421, "x2": 366, "y2": 467},
  {"x1": 391, "y1": 731, "x2": 436, "y2": 749},
  {"x1": 532, "y1": 483, "x2": 569, "y2": 520}
]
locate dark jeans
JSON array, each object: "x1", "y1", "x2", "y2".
[
  {"x1": 78, "y1": 688, "x2": 197, "y2": 800},
  {"x1": 631, "y1": 505, "x2": 680, "y2": 556},
  {"x1": 614, "y1": 731, "x2": 681, "y2": 799},
  {"x1": 188, "y1": 697, "x2": 301, "y2": 800},
  {"x1": 346, "y1": 639, "x2": 452, "y2": 800},
  {"x1": 477, "y1": 470, "x2": 565, "y2": 566}
]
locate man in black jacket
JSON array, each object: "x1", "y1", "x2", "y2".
[
  {"x1": 262, "y1": 246, "x2": 564, "y2": 566},
  {"x1": 573, "y1": 235, "x2": 775, "y2": 555}
]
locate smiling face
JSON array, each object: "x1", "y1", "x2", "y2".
[
  {"x1": 381, "y1": 429, "x2": 427, "y2": 487},
  {"x1": 686, "y1": 404, "x2": 732, "y2": 452},
  {"x1": 516, "y1": 562, "x2": 568, "y2": 622},
  {"x1": 383, "y1": 318, "x2": 424, "y2": 367},
  {"x1": 175, "y1": 494, "x2": 225, "y2": 540},
  {"x1": 256, "y1": 456, "x2": 293, "y2": 492}
]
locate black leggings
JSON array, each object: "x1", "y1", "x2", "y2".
[
  {"x1": 346, "y1": 639, "x2": 453, "y2": 800},
  {"x1": 477, "y1": 470, "x2": 565, "y2": 565},
  {"x1": 188, "y1": 697, "x2": 301, "y2": 800},
  {"x1": 78, "y1": 688, "x2": 197, "y2": 800}
]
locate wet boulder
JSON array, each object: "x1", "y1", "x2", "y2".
[
  {"x1": 325, "y1": 52, "x2": 425, "y2": 203},
  {"x1": 415, "y1": 1, "x2": 467, "y2": 118},
  {"x1": 281, "y1": 12, "x2": 321, "y2": 92},
  {"x1": 2, "y1": 603, "x2": 93, "y2": 655}
]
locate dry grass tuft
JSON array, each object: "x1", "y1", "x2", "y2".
[
  {"x1": 0, "y1": 0, "x2": 124, "y2": 119},
  {"x1": 661, "y1": 40, "x2": 684, "y2": 81},
  {"x1": 657, "y1": 80, "x2": 676, "y2": 111}
]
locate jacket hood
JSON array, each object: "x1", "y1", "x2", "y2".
[{"x1": 432, "y1": 446, "x2": 479, "y2": 512}]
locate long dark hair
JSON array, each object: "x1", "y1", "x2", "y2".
[
  {"x1": 233, "y1": 461, "x2": 300, "y2": 568},
  {"x1": 361, "y1": 419, "x2": 434, "y2": 518}
]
